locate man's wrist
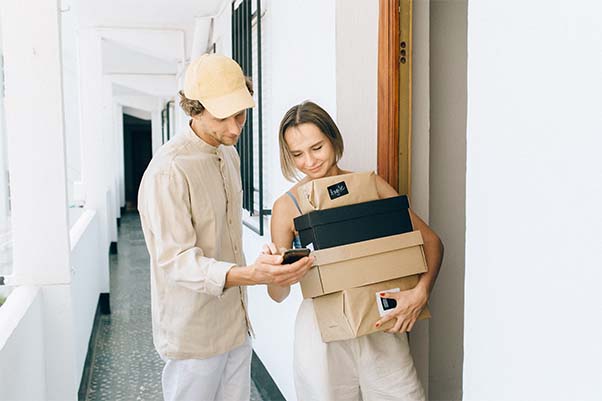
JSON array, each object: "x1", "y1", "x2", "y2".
[{"x1": 225, "y1": 265, "x2": 256, "y2": 287}]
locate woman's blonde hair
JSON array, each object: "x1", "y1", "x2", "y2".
[
  {"x1": 178, "y1": 77, "x2": 254, "y2": 117},
  {"x1": 278, "y1": 101, "x2": 344, "y2": 182}
]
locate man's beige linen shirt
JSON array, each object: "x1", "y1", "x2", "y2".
[{"x1": 138, "y1": 126, "x2": 251, "y2": 360}]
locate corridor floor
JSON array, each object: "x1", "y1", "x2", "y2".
[{"x1": 85, "y1": 212, "x2": 263, "y2": 401}]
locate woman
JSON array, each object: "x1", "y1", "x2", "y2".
[{"x1": 269, "y1": 101, "x2": 444, "y2": 401}]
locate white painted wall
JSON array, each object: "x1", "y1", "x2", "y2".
[
  {"x1": 429, "y1": 1, "x2": 467, "y2": 400},
  {"x1": 0, "y1": 211, "x2": 107, "y2": 401},
  {"x1": 61, "y1": 1, "x2": 83, "y2": 206},
  {"x1": 242, "y1": 1, "x2": 337, "y2": 400},
  {"x1": 408, "y1": 0, "x2": 432, "y2": 394},
  {"x1": 103, "y1": 39, "x2": 177, "y2": 75},
  {"x1": 78, "y1": 28, "x2": 111, "y2": 292},
  {"x1": 0, "y1": 287, "x2": 46, "y2": 401},
  {"x1": 464, "y1": 2, "x2": 602, "y2": 400},
  {"x1": 70, "y1": 211, "x2": 103, "y2": 384},
  {"x1": 335, "y1": 0, "x2": 378, "y2": 173}
]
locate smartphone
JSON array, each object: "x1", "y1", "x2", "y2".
[{"x1": 282, "y1": 248, "x2": 311, "y2": 264}]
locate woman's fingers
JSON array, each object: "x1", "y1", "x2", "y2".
[{"x1": 261, "y1": 242, "x2": 279, "y2": 255}]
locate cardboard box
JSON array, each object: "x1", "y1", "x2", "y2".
[
  {"x1": 300, "y1": 230, "x2": 427, "y2": 299},
  {"x1": 296, "y1": 171, "x2": 380, "y2": 214},
  {"x1": 312, "y1": 276, "x2": 432, "y2": 342},
  {"x1": 294, "y1": 196, "x2": 412, "y2": 250}
]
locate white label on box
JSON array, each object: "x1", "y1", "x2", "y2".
[{"x1": 375, "y1": 288, "x2": 400, "y2": 317}]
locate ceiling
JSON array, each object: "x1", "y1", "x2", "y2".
[
  {"x1": 58, "y1": 0, "x2": 229, "y2": 114},
  {"x1": 74, "y1": 0, "x2": 226, "y2": 30}
]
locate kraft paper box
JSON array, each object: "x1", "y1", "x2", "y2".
[
  {"x1": 300, "y1": 231, "x2": 428, "y2": 299},
  {"x1": 296, "y1": 171, "x2": 379, "y2": 214},
  {"x1": 294, "y1": 195, "x2": 412, "y2": 250},
  {"x1": 312, "y1": 276, "x2": 432, "y2": 343}
]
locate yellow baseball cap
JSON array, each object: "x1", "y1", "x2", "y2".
[{"x1": 183, "y1": 54, "x2": 255, "y2": 118}]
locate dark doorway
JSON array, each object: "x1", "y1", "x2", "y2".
[{"x1": 123, "y1": 114, "x2": 152, "y2": 210}]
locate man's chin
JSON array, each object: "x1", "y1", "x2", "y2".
[{"x1": 221, "y1": 136, "x2": 240, "y2": 146}]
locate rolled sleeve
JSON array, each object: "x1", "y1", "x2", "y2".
[{"x1": 206, "y1": 260, "x2": 236, "y2": 296}]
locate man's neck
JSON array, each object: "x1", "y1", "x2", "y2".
[{"x1": 190, "y1": 119, "x2": 219, "y2": 147}]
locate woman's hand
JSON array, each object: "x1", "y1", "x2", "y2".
[
  {"x1": 374, "y1": 285, "x2": 429, "y2": 333},
  {"x1": 261, "y1": 243, "x2": 279, "y2": 255}
]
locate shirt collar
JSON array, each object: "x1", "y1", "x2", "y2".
[{"x1": 185, "y1": 121, "x2": 219, "y2": 154}]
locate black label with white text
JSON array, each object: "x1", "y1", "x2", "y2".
[{"x1": 327, "y1": 181, "x2": 349, "y2": 200}]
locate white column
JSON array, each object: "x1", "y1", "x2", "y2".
[
  {"x1": 0, "y1": 0, "x2": 78, "y2": 399},
  {"x1": 0, "y1": 57, "x2": 9, "y2": 227},
  {"x1": 174, "y1": 61, "x2": 188, "y2": 136},
  {"x1": 0, "y1": 0, "x2": 71, "y2": 285},
  {"x1": 102, "y1": 75, "x2": 118, "y2": 242},
  {"x1": 114, "y1": 103, "x2": 126, "y2": 209},
  {"x1": 151, "y1": 108, "x2": 163, "y2": 154},
  {"x1": 77, "y1": 28, "x2": 110, "y2": 292}
]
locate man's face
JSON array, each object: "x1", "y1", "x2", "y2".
[{"x1": 192, "y1": 108, "x2": 247, "y2": 147}]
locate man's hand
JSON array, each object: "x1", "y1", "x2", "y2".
[
  {"x1": 374, "y1": 286, "x2": 428, "y2": 333},
  {"x1": 250, "y1": 253, "x2": 314, "y2": 287},
  {"x1": 225, "y1": 247, "x2": 314, "y2": 288}
]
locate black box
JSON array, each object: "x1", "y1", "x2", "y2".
[{"x1": 293, "y1": 196, "x2": 413, "y2": 250}]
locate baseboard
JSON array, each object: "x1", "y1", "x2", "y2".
[
  {"x1": 99, "y1": 292, "x2": 111, "y2": 315},
  {"x1": 109, "y1": 241, "x2": 118, "y2": 255},
  {"x1": 78, "y1": 297, "x2": 103, "y2": 401},
  {"x1": 251, "y1": 351, "x2": 286, "y2": 401}
]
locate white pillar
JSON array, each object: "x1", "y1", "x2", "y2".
[
  {"x1": 151, "y1": 108, "x2": 163, "y2": 154},
  {"x1": 0, "y1": 0, "x2": 71, "y2": 286},
  {"x1": 0, "y1": 56, "x2": 10, "y2": 228},
  {"x1": 102, "y1": 76, "x2": 118, "y2": 242},
  {"x1": 0, "y1": 0, "x2": 77, "y2": 399},
  {"x1": 78, "y1": 28, "x2": 110, "y2": 292},
  {"x1": 174, "y1": 61, "x2": 188, "y2": 136},
  {"x1": 114, "y1": 103, "x2": 126, "y2": 209}
]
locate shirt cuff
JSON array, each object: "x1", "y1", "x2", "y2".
[{"x1": 205, "y1": 261, "x2": 236, "y2": 296}]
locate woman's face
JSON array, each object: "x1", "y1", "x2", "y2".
[{"x1": 284, "y1": 123, "x2": 337, "y2": 179}]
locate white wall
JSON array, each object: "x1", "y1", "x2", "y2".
[
  {"x1": 428, "y1": 1, "x2": 467, "y2": 400},
  {"x1": 0, "y1": 211, "x2": 106, "y2": 401},
  {"x1": 0, "y1": 287, "x2": 46, "y2": 401},
  {"x1": 61, "y1": 1, "x2": 83, "y2": 206},
  {"x1": 464, "y1": 2, "x2": 602, "y2": 400},
  {"x1": 70, "y1": 211, "x2": 103, "y2": 384},
  {"x1": 335, "y1": 0, "x2": 378, "y2": 173},
  {"x1": 243, "y1": 1, "x2": 337, "y2": 400}
]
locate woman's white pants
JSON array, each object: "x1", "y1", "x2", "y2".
[
  {"x1": 294, "y1": 299, "x2": 425, "y2": 401},
  {"x1": 161, "y1": 337, "x2": 252, "y2": 401}
]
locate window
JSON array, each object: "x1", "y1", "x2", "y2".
[{"x1": 232, "y1": 0, "x2": 269, "y2": 235}]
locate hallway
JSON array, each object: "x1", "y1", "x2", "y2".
[{"x1": 84, "y1": 212, "x2": 264, "y2": 400}]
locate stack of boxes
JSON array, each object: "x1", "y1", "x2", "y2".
[{"x1": 293, "y1": 172, "x2": 431, "y2": 342}]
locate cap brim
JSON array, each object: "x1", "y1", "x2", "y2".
[{"x1": 201, "y1": 87, "x2": 256, "y2": 119}]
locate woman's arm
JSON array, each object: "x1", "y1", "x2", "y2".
[
  {"x1": 374, "y1": 175, "x2": 444, "y2": 332},
  {"x1": 267, "y1": 195, "x2": 298, "y2": 302}
]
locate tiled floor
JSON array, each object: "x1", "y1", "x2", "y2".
[{"x1": 85, "y1": 212, "x2": 263, "y2": 401}]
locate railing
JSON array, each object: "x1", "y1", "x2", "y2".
[{"x1": 0, "y1": 209, "x2": 103, "y2": 400}]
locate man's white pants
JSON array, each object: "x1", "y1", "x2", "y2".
[{"x1": 162, "y1": 337, "x2": 252, "y2": 401}]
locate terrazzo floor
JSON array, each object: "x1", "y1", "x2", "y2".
[{"x1": 85, "y1": 212, "x2": 263, "y2": 401}]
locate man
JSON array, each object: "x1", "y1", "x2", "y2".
[{"x1": 138, "y1": 54, "x2": 313, "y2": 401}]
